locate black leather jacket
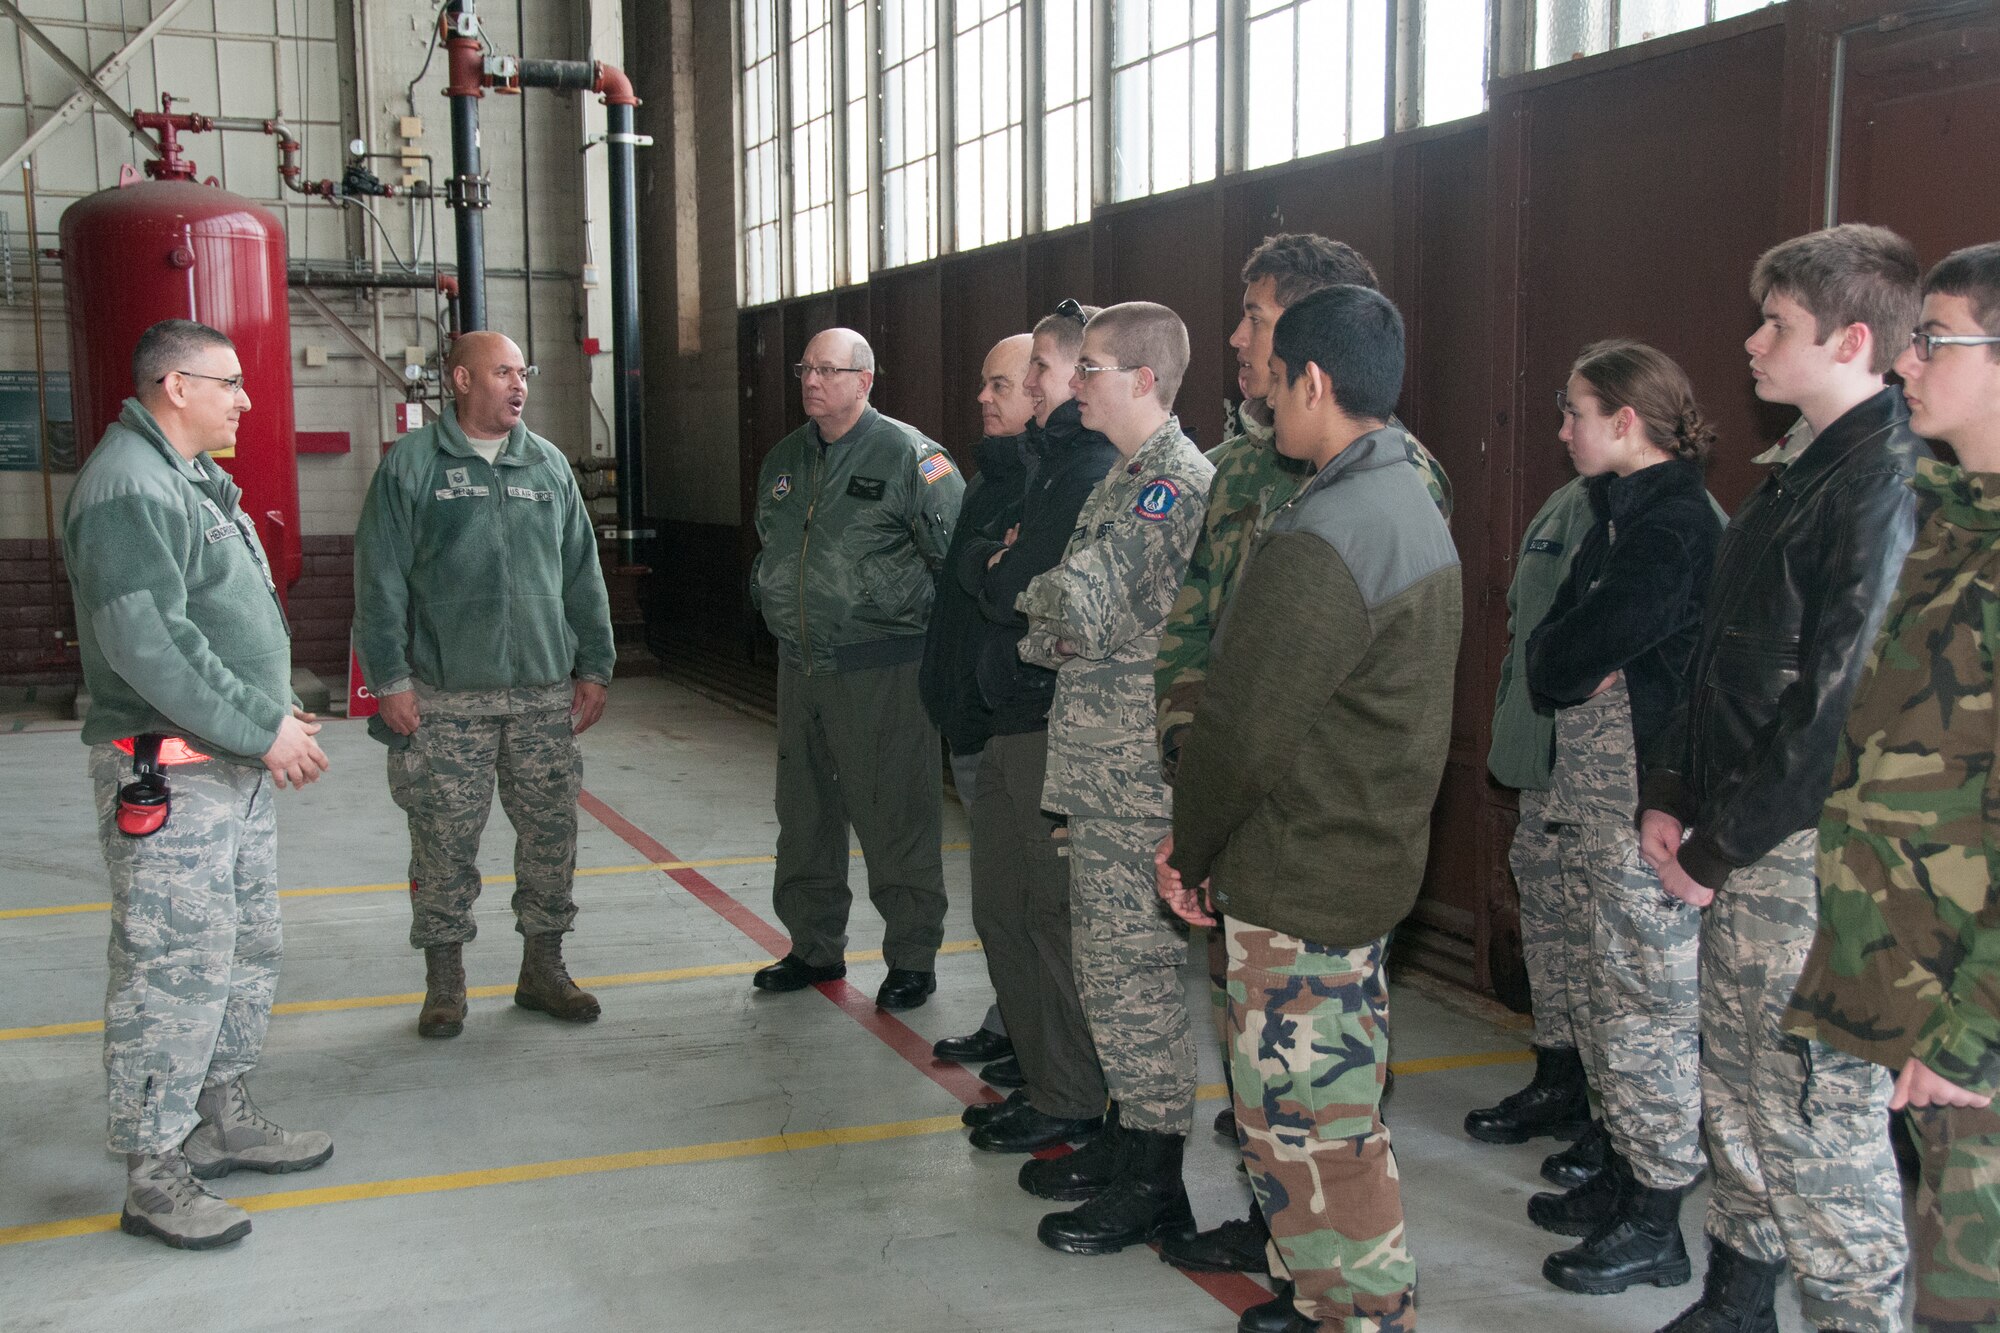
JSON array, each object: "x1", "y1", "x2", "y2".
[{"x1": 1640, "y1": 387, "x2": 1929, "y2": 889}]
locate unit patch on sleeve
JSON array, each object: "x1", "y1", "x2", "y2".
[
  {"x1": 919, "y1": 453, "x2": 956, "y2": 485},
  {"x1": 771, "y1": 472, "x2": 792, "y2": 501},
  {"x1": 1525, "y1": 538, "x2": 1565, "y2": 556},
  {"x1": 846, "y1": 475, "x2": 887, "y2": 501},
  {"x1": 1133, "y1": 478, "x2": 1181, "y2": 522}
]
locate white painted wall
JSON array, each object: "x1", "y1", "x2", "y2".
[{"x1": 0, "y1": 0, "x2": 614, "y2": 541}]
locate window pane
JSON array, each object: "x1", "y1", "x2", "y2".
[
  {"x1": 1151, "y1": 44, "x2": 1189, "y2": 192},
  {"x1": 1422, "y1": 0, "x2": 1487, "y2": 124},
  {"x1": 1190, "y1": 33, "x2": 1217, "y2": 183},
  {"x1": 1045, "y1": 104, "x2": 1076, "y2": 229},
  {"x1": 1350, "y1": 0, "x2": 1387, "y2": 144},
  {"x1": 1046, "y1": 0, "x2": 1076, "y2": 105},
  {"x1": 1113, "y1": 63, "x2": 1148, "y2": 200},
  {"x1": 1297, "y1": 1, "x2": 1345, "y2": 156},
  {"x1": 1155, "y1": 0, "x2": 1189, "y2": 49},
  {"x1": 1536, "y1": 0, "x2": 1612, "y2": 66},
  {"x1": 1245, "y1": 11, "x2": 1293, "y2": 169},
  {"x1": 1113, "y1": 0, "x2": 1150, "y2": 65},
  {"x1": 1712, "y1": 0, "x2": 1778, "y2": 15},
  {"x1": 1617, "y1": 0, "x2": 1704, "y2": 44}
]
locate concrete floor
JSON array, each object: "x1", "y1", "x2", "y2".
[{"x1": 0, "y1": 678, "x2": 1881, "y2": 1331}]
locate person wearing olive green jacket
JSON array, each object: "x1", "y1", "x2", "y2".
[
  {"x1": 354, "y1": 331, "x2": 613, "y2": 1041},
  {"x1": 749, "y1": 327, "x2": 966, "y2": 1011}
]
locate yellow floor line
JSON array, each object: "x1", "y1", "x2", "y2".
[
  {"x1": 0, "y1": 939, "x2": 988, "y2": 1042},
  {"x1": 0, "y1": 842, "x2": 974, "y2": 922},
  {"x1": 0, "y1": 1058, "x2": 1518, "y2": 1250}
]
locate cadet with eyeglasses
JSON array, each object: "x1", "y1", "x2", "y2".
[{"x1": 749, "y1": 328, "x2": 966, "y2": 1011}]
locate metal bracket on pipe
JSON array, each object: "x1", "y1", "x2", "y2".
[
  {"x1": 444, "y1": 173, "x2": 491, "y2": 210},
  {"x1": 583, "y1": 132, "x2": 654, "y2": 149}
]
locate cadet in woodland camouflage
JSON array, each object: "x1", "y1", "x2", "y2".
[
  {"x1": 92, "y1": 746, "x2": 280, "y2": 1152},
  {"x1": 386, "y1": 682, "x2": 583, "y2": 949},
  {"x1": 1790, "y1": 456, "x2": 2000, "y2": 1331},
  {"x1": 1020, "y1": 415, "x2": 1212, "y2": 1133},
  {"x1": 1227, "y1": 923, "x2": 1413, "y2": 1331}
]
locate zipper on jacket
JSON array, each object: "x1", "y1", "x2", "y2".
[{"x1": 798, "y1": 445, "x2": 820, "y2": 674}]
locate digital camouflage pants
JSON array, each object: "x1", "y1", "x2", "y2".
[
  {"x1": 1227, "y1": 919, "x2": 1413, "y2": 1333},
  {"x1": 1069, "y1": 815, "x2": 1194, "y2": 1135},
  {"x1": 388, "y1": 683, "x2": 582, "y2": 949},
  {"x1": 90, "y1": 744, "x2": 278, "y2": 1154},
  {"x1": 1510, "y1": 788, "x2": 1576, "y2": 1051},
  {"x1": 1701, "y1": 830, "x2": 1907, "y2": 1332}
]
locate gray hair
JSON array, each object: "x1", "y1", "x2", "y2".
[{"x1": 132, "y1": 319, "x2": 234, "y2": 395}]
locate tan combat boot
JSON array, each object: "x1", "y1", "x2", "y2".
[
  {"x1": 418, "y1": 943, "x2": 468, "y2": 1038},
  {"x1": 120, "y1": 1151, "x2": 252, "y2": 1250},
  {"x1": 181, "y1": 1077, "x2": 334, "y2": 1179},
  {"x1": 514, "y1": 932, "x2": 600, "y2": 1022}
]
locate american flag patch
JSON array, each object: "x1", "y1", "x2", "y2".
[{"x1": 919, "y1": 453, "x2": 955, "y2": 485}]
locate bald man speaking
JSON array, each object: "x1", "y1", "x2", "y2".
[
  {"x1": 355, "y1": 331, "x2": 614, "y2": 1040},
  {"x1": 751, "y1": 327, "x2": 966, "y2": 1010}
]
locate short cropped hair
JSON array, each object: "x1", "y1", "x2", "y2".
[
  {"x1": 1083, "y1": 302, "x2": 1190, "y2": 407},
  {"x1": 1750, "y1": 224, "x2": 1920, "y2": 375},
  {"x1": 1923, "y1": 242, "x2": 2000, "y2": 358},
  {"x1": 1240, "y1": 233, "x2": 1380, "y2": 306},
  {"x1": 1271, "y1": 284, "x2": 1404, "y2": 422},
  {"x1": 132, "y1": 319, "x2": 234, "y2": 394},
  {"x1": 1032, "y1": 301, "x2": 1101, "y2": 361}
]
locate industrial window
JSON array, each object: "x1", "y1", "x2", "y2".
[
  {"x1": 1109, "y1": 0, "x2": 1220, "y2": 203},
  {"x1": 881, "y1": 0, "x2": 940, "y2": 267},
  {"x1": 739, "y1": 0, "x2": 784, "y2": 306},
  {"x1": 952, "y1": 0, "x2": 1025, "y2": 251},
  {"x1": 788, "y1": 0, "x2": 839, "y2": 295},
  {"x1": 1532, "y1": 0, "x2": 1778, "y2": 68},
  {"x1": 1420, "y1": 0, "x2": 1488, "y2": 125},
  {"x1": 1039, "y1": 0, "x2": 1092, "y2": 231},
  {"x1": 1244, "y1": 0, "x2": 1388, "y2": 171},
  {"x1": 843, "y1": 0, "x2": 871, "y2": 282}
]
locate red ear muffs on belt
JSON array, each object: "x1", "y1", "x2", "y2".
[{"x1": 114, "y1": 734, "x2": 178, "y2": 837}]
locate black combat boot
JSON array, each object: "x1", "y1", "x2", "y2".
[
  {"x1": 1527, "y1": 1146, "x2": 1626, "y2": 1236},
  {"x1": 1036, "y1": 1127, "x2": 1195, "y2": 1255},
  {"x1": 1159, "y1": 1193, "x2": 1271, "y2": 1273},
  {"x1": 1464, "y1": 1045, "x2": 1592, "y2": 1143},
  {"x1": 1541, "y1": 1118, "x2": 1611, "y2": 1189},
  {"x1": 1018, "y1": 1103, "x2": 1121, "y2": 1201},
  {"x1": 1237, "y1": 1280, "x2": 1311, "y2": 1333},
  {"x1": 1542, "y1": 1167, "x2": 1691, "y2": 1295},
  {"x1": 1655, "y1": 1237, "x2": 1784, "y2": 1333}
]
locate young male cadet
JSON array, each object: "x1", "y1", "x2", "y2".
[
  {"x1": 959, "y1": 303, "x2": 1120, "y2": 1154},
  {"x1": 750, "y1": 327, "x2": 966, "y2": 1011},
  {"x1": 1017, "y1": 302, "x2": 1214, "y2": 1254},
  {"x1": 355, "y1": 330, "x2": 614, "y2": 1039},
  {"x1": 922, "y1": 332, "x2": 1035, "y2": 1065},
  {"x1": 1786, "y1": 241, "x2": 2000, "y2": 1333},
  {"x1": 1639, "y1": 224, "x2": 1925, "y2": 1333},
  {"x1": 65, "y1": 318, "x2": 333, "y2": 1249},
  {"x1": 1153, "y1": 231, "x2": 1453, "y2": 1277},
  {"x1": 1165, "y1": 284, "x2": 1458, "y2": 1333}
]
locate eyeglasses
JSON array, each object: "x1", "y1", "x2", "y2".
[
  {"x1": 1908, "y1": 330, "x2": 2000, "y2": 362},
  {"x1": 1555, "y1": 389, "x2": 1579, "y2": 418},
  {"x1": 159, "y1": 370, "x2": 246, "y2": 393},
  {"x1": 793, "y1": 363, "x2": 866, "y2": 380},
  {"x1": 1053, "y1": 298, "x2": 1087, "y2": 325},
  {"x1": 1074, "y1": 362, "x2": 1142, "y2": 380}
]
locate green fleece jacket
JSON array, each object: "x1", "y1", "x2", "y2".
[
  {"x1": 63, "y1": 398, "x2": 293, "y2": 764},
  {"x1": 1169, "y1": 427, "x2": 1463, "y2": 946},
  {"x1": 353, "y1": 403, "x2": 614, "y2": 694}
]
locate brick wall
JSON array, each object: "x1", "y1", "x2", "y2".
[
  {"x1": 291, "y1": 535, "x2": 355, "y2": 685},
  {"x1": 0, "y1": 540, "x2": 79, "y2": 683}
]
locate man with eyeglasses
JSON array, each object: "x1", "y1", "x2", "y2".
[
  {"x1": 64, "y1": 318, "x2": 332, "y2": 1249},
  {"x1": 750, "y1": 327, "x2": 965, "y2": 1011},
  {"x1": 1639, "y1": 224, "x2": 1925, "y2": 1333},
  {"x1": 1787, "y1": 241, "x2": 2000, "y2": 1333},
  {"x1": 355, "y1": 330, "x2": 614, "y2": 1041},
  {"x1": 1016, "y1": 301, "x2": 1214, "y2": 1256}
]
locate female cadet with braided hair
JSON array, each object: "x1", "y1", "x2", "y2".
[{"x1": 1520, "y1": 340, "x2": 1725, "y2": 1299}]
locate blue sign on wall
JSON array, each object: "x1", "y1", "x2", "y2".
[{"x1": 0, "y1": 371, "x2": 73, "y2": 472}]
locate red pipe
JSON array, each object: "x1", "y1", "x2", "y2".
[{"x1": 593, "y1": 61, "x2": 638, "y2": 108}]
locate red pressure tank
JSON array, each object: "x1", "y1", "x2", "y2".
[{"x1": 59, "y1": 164, "x2": 302, "y2": 599}]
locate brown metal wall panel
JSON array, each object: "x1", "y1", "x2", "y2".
[
  {"x1": 1095, "y1": 192, "x2": 1233, "y2": 446},
  {"x1": 936, "y1": 248, "x2": 1033, "y2": 461}
]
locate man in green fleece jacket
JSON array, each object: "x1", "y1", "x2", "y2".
[
  {"x1": 354, "y1": 331, "x2": 614, "y2": 1040},
  {"x1": 65, "y1": 319, "x2": 333, "y2": 1251},
  {"x1": 1165, "y1": 286, "x2": 1460, "y2": 1333}
]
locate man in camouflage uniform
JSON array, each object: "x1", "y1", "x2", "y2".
[
  {"x1": 1018, "y1": 302, "x2": 1213, "y2": 1256},
  {"x1": 1153, "y1": 233, "x2": 1452, "y2": 1278},
  {"x1": 1641, "y1": 226, "x2": 1925, "y2": 1332},
  {"x1": 1787, "y1": 243, "x2": 2000, "y2": 1333},
  {"x1": 65, "y1": 320, "x2": 334, "y2": 1249},
  {"x1": 1166, "y1": 285, "x2": 1460, "y2": 1333},
  {"x1": 356, "y1": 331, "x2": 615, "y2": 1039}
]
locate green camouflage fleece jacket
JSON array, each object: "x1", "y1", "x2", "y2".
[{"x1": 1787, "y1": 458, "x2": 2000, "y2": 1096}]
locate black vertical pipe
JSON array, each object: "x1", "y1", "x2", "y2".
[
  {"x1": 607, "y1": 99, "x2": 646, "y2": 565},
  {"x1": 446, "y1": 0, "x2": 487, "y2": 331}
]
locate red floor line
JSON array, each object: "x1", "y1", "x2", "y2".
[{"x1": 576, "y1": 786, "x2": 1270, "y2": 1318}]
